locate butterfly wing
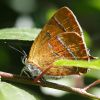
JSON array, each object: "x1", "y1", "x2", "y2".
[{"x1": 27, "y1": 7, "x2": 90, "y2": 76}]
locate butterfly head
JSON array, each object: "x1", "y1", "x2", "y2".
[{"x1": 21, "y1": 55, "x2": 42, "y2": 78}]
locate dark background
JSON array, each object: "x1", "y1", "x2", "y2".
[{"x1": 0, "y1": 0, "x2": 100, "y2": 100}]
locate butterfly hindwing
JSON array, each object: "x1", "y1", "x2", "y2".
[{"x1": 27, "y1": 7, "x2": 90, "y2": 76}]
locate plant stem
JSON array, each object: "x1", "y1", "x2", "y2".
[
  {"x1": 83, "y1": 79, "x2": 100, "y2": 91},
  {"x1": 0, "y1": 71, "x2": 100, "y2": 100}
]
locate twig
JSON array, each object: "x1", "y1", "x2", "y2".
[
  {"x1": 83, "y1": 79, "x2": 100, "y2": 91},
  {"x1": 0, "y1": 71, "x2": 100, "y2": 100}
]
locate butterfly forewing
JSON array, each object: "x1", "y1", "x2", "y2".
[{"x1": 27, "y1": 7, "x2": 90, "y2": 76}]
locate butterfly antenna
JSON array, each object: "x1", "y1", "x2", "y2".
[
  {"x1": 9, "y1": 45, "x2": 27, "y2": 57},
  {"x1": 9, "y1": 45, "x2": 27, "y2": 65}
]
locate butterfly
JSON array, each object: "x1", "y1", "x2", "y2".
[{"x1": 22, "y1": 7, "x2": 93, "y2": 82}]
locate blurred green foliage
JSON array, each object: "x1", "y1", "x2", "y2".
[{"x1": 0, "y1": 0, "x2": 100, "y2": 100}]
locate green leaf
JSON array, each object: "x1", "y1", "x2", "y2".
[
  {"x1": 0, "y1": 28, "x2": 41, "y2": 41},
  {"x1": 0, "y1": 82, "x2": 36, "y2": 100},
  {"x1": 53, "y1": 59, "x2": 100, "y2": 70}
]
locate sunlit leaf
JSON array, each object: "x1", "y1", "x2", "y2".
[
  {"x1": 54, "y1": 59, "x2": 100, "y2": 70},
  {"x1": 0, "y1": 28, "x2": 41, "y2": 41},
  {"x1": 0, "y1": 82, "x2": 36, "y2": 100}
]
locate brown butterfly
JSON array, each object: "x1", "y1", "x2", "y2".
[{"x1": 22, "y1": 7, "x2": 93, "y2": 82}]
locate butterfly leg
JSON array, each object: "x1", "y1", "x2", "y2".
[
  {"x1": 20, "y1": 66, "x2": 34, "y2": 78},
  {"x1": 21, "y1": 64, "x2": 52, "y2": 82},
  {"x1": 33, "y1": 66, "x2": 53, "y2": 82}
]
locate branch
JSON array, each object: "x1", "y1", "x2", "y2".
[
  {"x1": 83, "y1": 79, "x2": 100, "y2": 91},
  {"x1": 0, "y1": 71, "x2": 100, "y2": 100}
]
